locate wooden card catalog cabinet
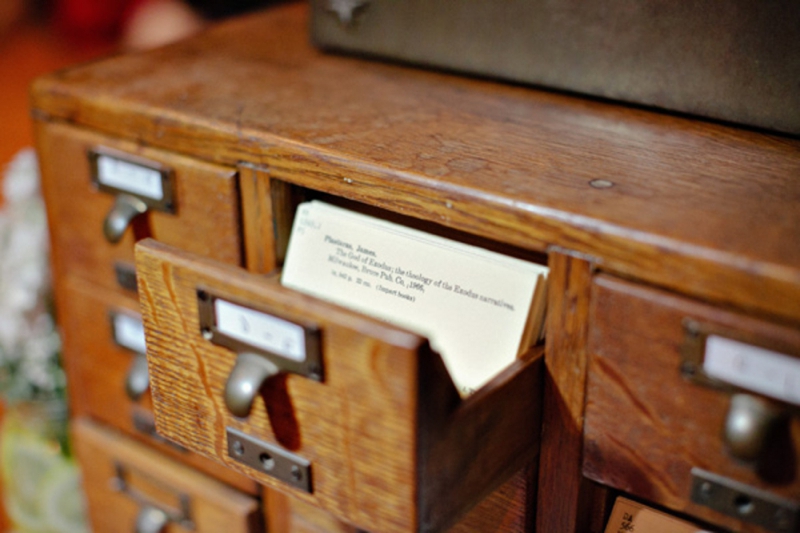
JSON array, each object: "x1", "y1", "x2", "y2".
[
  {"x1": 135, "y1": 239, "x2": 543, "y2": 533},
  {"x1": 30, "y1": 2, "x2": 800, "y2": 532}
]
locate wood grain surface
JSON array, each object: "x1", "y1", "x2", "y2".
[
  {"x1": 584, "y1": 275, "x2": 800, "y2": 532},
  {"x1": 447, "y1": 467, "x2": 536, "y2": 533},
  {"x1": 73, "y1": 418, "x2": 262, "y2": 533},
  {"x1": 59, "y1": 275, "x2": 258, "y2": 494},
  {"x1": 536, "y1": 252, "x2": 607, "y2": 533},
  {"x1": 264, "y1": 466, "x2": 535, "y2": 533},
  {"x1": 31, "y1": 4, "x2": 800, "y2": 531},
  {"x1": 36, "y1": 120, "x2": 243, "y2": 297},
  {"x1": 30, "y1": 3, "x2": 800, "y2": 326},
  {"x1": 265, "y1": 490, "x2": 358, "y2": 533},
  {"x1": 135, "y1": 238, "x2": 543, "y2": 533}
]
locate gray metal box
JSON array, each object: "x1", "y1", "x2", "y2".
[{"x1": 311, "y1": 0, "x2": 800, "y2": 135}]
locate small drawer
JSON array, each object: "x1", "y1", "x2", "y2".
[
  {"x1": 36, "y1": 121, "x2": 242, "y2": 295},
  {"x1": 60, "y1": 276, "x2": 257, "y2": 494},
  {"x1": 584, "y1": 275, "x2": 800, "y2": 532},
  {"x1": 72, "y1": 418, "x2": 262, "y2": 533},
  {"x1": 135, "y1": 239, "x2": 543, "y2": 533}
]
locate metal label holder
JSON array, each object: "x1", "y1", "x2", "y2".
[
  {"x1": 88, "y1": 146, "x2": 177, "y2": 214},
  {"x1": 196, "y1": 288, "x2": 324, "y2": 382},
  {"x1": 680, "y1": 318, "x2": 800, "y2": 412},
  {"x1": 111, "y1": 461, "x2": 195, "y2": 531}
]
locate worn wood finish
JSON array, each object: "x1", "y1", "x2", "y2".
[
  {"x1": 73, "y1": 418, "x2": 262, "y2": 533},
  {"x1": 448, "y1": 467, "x2": 535, "y2": 533},
  {"x1": 35, "y1": 120, "x2": 243, "y2": 296},
  {"x1": 416, "y1": 342, "x2": 541, "y2": 532},
  {"x1": 30, "y1": 3, "x2": 800, "y2": 326},
  {"x1": 238, "y1": 162, "x2": 278, "y2": 274},
  {"x1": 135, "y1": 239, "x2": 543, "y2": 533},
  {"x1": 137, "y1": 241, "x2": 419, "y2": 532},
  {"x1": 59, "y1": 275, "x2": 259, "y2": 494},
  {"x1": 584, "y1": 275, "x2": 800, "y2": 531},
  {"x1": 265, "y1": 491, "x2": 358, "y2": 533},
  {"x1": 536, "y1": 252, "x2": 601, "y2": 533}
]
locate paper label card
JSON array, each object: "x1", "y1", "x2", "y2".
[
  {"x1": 703, "y1": 335, "x2": 800, "y2": 406},
  {"x1": 95, "y1": 154, "x2": 165, "y2": 200},
  {"x1": 604, "y1": 497, "x2": 711, "y2": 533},
  {"x1": 111, "y1": 311, "x2": 147, "y2": 354},
  {"x1": 214, "y1": 299, "x2": 307, "y2": 363},
  {"x1": 281, "y1": 201, "x2": 548, "y2": 396}
]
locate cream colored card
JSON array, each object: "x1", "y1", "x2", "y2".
[
  {"x1": 281, "y1": 201, "x2": 548, "y2": 396},
  {"x1": 604, "y1": 497, "x2": 711, "y2": 533}
]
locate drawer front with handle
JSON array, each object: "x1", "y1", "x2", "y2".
[
  {"x1": 61, "y1": 276, "x2": 257, "y2": 494},
  {"x1": 36, "y1": 121, "x2": 242, "y2": 296},
  {"x1": 73, "y1": 418, "x2": 262, "y2": 533},
  {"x1": 135, "y1": 239, "x2": 543, "y2": 533},
  {"x1": 584, "y1": 275, "x2": 800, "y2": 532}
]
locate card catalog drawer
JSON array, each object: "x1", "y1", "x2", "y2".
[
  {"x1": 584, "y1": 275, "x2": 800, "y2": 532},
  {"x1": 72, "y1": 418, "x2": 262, "y2": 533},
  {"x1": 60, "y1": 276, "x2": 257, "y2": 494},
  {"x1": 135, "y1": 239, "x2": 543, "y2": 533},
  {"x1": 36, "y1": 121, "x2": 242, "y2": 295}
]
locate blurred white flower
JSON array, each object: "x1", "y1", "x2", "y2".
[
  {"x1": 2, "y1": 148, "x2": 41, "y2": 203},
  {"x1": 0, "y1": 148, "x2": 62, "y2": 400}
]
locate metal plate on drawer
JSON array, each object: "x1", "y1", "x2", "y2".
[
  {"x1": 114, "y1": 262, "x2": 138, "y2": 292},
  {"x1": 226, "y1": 427, "x2": 312, "y2": 493},
  {"x1": 691, "y1": 468, "x2": 800, "y2": 532}
]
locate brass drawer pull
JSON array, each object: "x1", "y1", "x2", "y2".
[
  {"x1": 197, "y1": 289, "x2": 323, "y2": 418},
  {"x1": 224, "y1": 353, "x2": 279, "y2": 418},
  {"x1": 88, "y1": 147, "x2": 177, "y2": 244},
  {"x1": 723, "y1": 393, "x2": 787, "y2": 462},
  {"x1": 104, "y1": 194, "x2": 148, "y2": 243},
  {"x1": 135, "y1": 505, "x2": 169, "y2": 533},
  {"x1": 126, "y1": 353, "x2": 150, "y2": 402}
]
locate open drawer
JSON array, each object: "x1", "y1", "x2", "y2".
[{"x1": 135, "y1": 238, "x2": 543, "y2": 533}]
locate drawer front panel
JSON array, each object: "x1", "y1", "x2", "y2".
[
  {"x1": 136, "y1": 239, "x2": 543, "y2": 533},
  {"x1": 584, "y1": 275, "x2": 800, "y2": 531},
  {"x1": 37, "y1": 121, "x2": 242, "y2": 295},
  {"x1": 60, "y1": 276, "x2": 257, "y2": 494},
  {"x1": 73, "y1": 418, "x2": 262, "y2": 533}
]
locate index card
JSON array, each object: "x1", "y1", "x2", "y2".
[{"x1": 281, "y1": 201, "x2": 548, "y2": 396}]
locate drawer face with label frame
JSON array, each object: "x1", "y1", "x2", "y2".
[
  {"x1": 134, "y1": 238, "x2": 544, "y2": 533},
  {"x1": 73, "y1": 419, "x2": 263, "y2": 533},
  {"x1": 36, "y1": 121, "x2": 243, "y2": 296},
  {"x1": 60, "y1": 276, "x2": 259, "y2": 494},
  {"x1": 584, "y1": 275, "x2": 800, "y2": 532}
]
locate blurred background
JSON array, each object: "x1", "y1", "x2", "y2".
[
  {"x1": 0, "y1": 0, "x2": 276, "y2": 173},
  {"x1": 0, "y1": 2, "x2": 277, "y2": 531}
]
